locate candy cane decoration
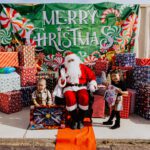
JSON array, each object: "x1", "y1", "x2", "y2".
[
  {"x1": 0, "y1": 7, "x2": 23, "y2": 33},
  {"x1": 101, "y1": 8, "x2": 120, "y2": 24}
]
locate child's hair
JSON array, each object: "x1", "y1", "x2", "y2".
[
  {"x1": 37, "y1": 79, "x2": 46, "y2": 85},
  {"x1": 110, "y1": 69, "x2": 124, "y2": 81}
]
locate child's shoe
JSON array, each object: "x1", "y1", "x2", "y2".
[
  {"x1": 110, "y1": 120, "x2": 120, "y2": 129},
  {"x1": 103, "y1": 120, "x2": 113, "y2": 125}
]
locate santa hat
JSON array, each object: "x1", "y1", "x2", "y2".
[{"x1": 64, "y1": 51, "x2": 82, "y2": 64}]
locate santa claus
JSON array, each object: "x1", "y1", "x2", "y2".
[{"x1": 54, "y1": 52, "x2": 97, "y2": 129}]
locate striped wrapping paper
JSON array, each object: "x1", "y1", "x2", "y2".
[
  {"x1": 0, "y1": 91, "x2": 22, "y2": 114},
  {"x1": 0, "y1": 72, "x2": 21, "y2": 93},
  {"x1": 136, "y1": 58, "x2": 150, "y2": 66},
  {"x1": 0, "y1": 52, "x2": 19, "y2": 67},
  {"x1": 17, "y1": 67, "x2": 37, "y2": 87},
  {"x1": 17, "y1": 46, "x2": 35, "y2": 67},
  {"x1": 115, "y1": 53, "x2": 135, "y2": 67}
]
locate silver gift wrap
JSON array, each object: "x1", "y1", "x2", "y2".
[{"x1": 0, "y1": 72, "x2": 21, "y2": 93}]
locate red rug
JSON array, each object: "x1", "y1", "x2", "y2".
[{"x1": 55, "y1": 125, "x2": 96, "y2": 150}]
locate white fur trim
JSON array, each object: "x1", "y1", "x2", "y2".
[
  {"x1": 53, "y1": 84, "x2": 64, "y2": 98},
  {"x1": 60, "y1": 68, "x2": 66, "y2": 79},
  {"x1": 66, "y1": 104, "x2": 77, "y2": 111},
  {"x1": 89, "y1": 80, "x2": 97, "y2": 87},
  {"x1": 58, "y1": 78, "x2": 66, "y2": 88},
  {"x1": 63, "y1": 86, "x2": 87, "y2": 93},
  {"x1": 79, "y1": 104, "x2": 89, "y2": 110}
]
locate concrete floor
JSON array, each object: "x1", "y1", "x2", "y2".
[{"x1": 0, "y1": 107, "x2": 150, "y2": 140}]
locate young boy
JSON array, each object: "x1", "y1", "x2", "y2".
[
  {"x1": 103, "y1": 70, "x2": 128, "y2": 129},
  {"x1": 32, "y1": 79, "x2": 53, "y2": 107}
]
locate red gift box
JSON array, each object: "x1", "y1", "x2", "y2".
[
  {"x1": 0, "y1": 52, "x2": 19, "y2": 67},
  {"x1": 112, "y1": 66, "x2": 133, "y2": 71},
  {"x1": 0, "y1": 91, "x2": 22, "y2": 114},
  {"x1": 110, "y1": 93, "x2": 131, "y2": 119},
  {"x1": 136, "y1": 58, "x2": 150, "y2": 66},
  {"x1": 17, "y1": 67, "x2": 37, "y2": 87},
  {"x1": 17, "y1": 45, "x2": 35, "y2": 67},
  {"x1": 94, "y1": 58, "x2": 109, "y2": 76},
  {"x1": 92, "y1": 95, "x2": 105, "y2": 118}
]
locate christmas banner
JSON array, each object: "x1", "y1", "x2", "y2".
[{"x1": 0, "y1": 3, "x2": 139, "y2": 71}]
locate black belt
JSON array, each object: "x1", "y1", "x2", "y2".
[{"x1": 66, "y1": 83, "x2": 87, "y2": 87}]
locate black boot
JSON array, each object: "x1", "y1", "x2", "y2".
[
  {"x1": 103, "y1": 110, "x2": 116, "y2": 125},
  {"x1": 70, "y1": 109, "x2": 78, "y2": 129},
  {"x1": 77, "y1": 109, "x2": 85, "y2": 129},
  {"x1": 110, "y1": 111, "x2": 120, "y2": 129}
]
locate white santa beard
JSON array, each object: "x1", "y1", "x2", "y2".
[{"x1": 66, "y1": 61, "x2": 81, "y2": 84}]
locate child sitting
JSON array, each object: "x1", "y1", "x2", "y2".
[
  {"x1": 32, "y1": 79, "x2": 53, "y2": 107},
  {"x1": 103, "y1": 69, "x2": 128, "y2": 129}
]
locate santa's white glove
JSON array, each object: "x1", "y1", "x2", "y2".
[
  {"x1": 60, "y1": 68, "x2": 66, "y2": 80},
  {"x1": 89, "y1": 80, "x2": 97, "y2": 92}
]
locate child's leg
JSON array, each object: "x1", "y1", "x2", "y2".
[
  {"x1": 110, "y1": 111, "x2": 120, "y2": 129},
  {"x1": 103, "y1": 108, "x2": 116, "y2": 125}
]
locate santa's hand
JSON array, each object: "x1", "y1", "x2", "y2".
[{"x1": 89, "y1": 80, "x2": 97, "y2": 92}]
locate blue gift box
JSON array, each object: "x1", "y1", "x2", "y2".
[
  {"x1": 115, "y1": 53, "x2": 136, "y2": 67},
  {"x1": 21, "y1": 86, "x2": 36, "y2": 107}
]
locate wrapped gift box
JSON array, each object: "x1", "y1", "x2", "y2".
[
  {"x1": 0, "y1": 91, "x2": 22, "y2": 114},
  {"x1": 92, "y1": 95, "x2": 105, "y2": 118},
  {"x1": 17, "y1": 67, "x2": 37, "y2": 87},
  {"x1": 134, "y1": 81, "x2": 150, "y2": 120},
  {"x1": 94, "y1": 58, "x2": 109, "y2": 76},
  {"x1": 127, "y1": 89, "x2": 136, "y2": 114},
  {"x1": 30, "y1": 105, "x2": 66, "y2": 129},
  {"x1": 0, "y1": 72, "x2": 21, "y2": 93},
  {"x1": 110, "y1": 94, "x2": 131, "y2": 119},
  {"x1": 136, "y1": 58, "x2": 150, "y2": 66},
  {"x1": 0, "y1": 52, "x2": 19, "y2": 67},
  {"x1": 21, "y1": 86, "x2": 36, "y2": 107},
  {"x1": 132, "y1": 66, "x2": 150, "y2": 83},
  {"x1": 17, "y1": 46, "x2": 35, "y2": 67},
  {"x1": 115, "y1": 53, "x2": 135, "y2": 67}
]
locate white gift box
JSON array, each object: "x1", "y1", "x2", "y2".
[{"x1": 0, "y1": 72, "x2": 21, "y2": 93}]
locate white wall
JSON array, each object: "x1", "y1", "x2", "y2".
[{"x1": 0, "y1": 0, "x2": 150, "y2": 4}]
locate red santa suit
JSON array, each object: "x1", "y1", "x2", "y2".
[{"x1": 57, "y1": 52, "x2": 97, "y2": 112}]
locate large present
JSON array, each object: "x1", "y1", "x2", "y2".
[
  {"x1": 136, "y1": 58, "x2": 150, "y2": 66},
  {"x1": 0, "y1": 52, "x2": 19, "y2": 67},
  {"x1": 92, "y1": 95, "x2": 105, "y2": 118},
  {"x1": 0, "y1": 91, "x2": 22, "y2": 114},
  {"x1": 30, "y1": 105, "x2": 66, "y2": 129},
  {"x1": 110, "y1": 94, "x2": 131, "y2": 119},
  {"x1": 127, "y1": 89, "x2": 136, "y2": 114},
  {"x1": 21, "y1": 86, "x2": 36, "y2": 107},
  {"x1": 115, "y1": 53, "x2": 135, "y2": 67},
  {"x1": 94, "y1": 58, "x2": 109, "y2": 76},
  {"x1": 134, "y1": 81, "x2": 150, "y2": 120},
  {"x1": 132, "y1": 66, "x2": 150, "y2": 83},
  {"x1": 17, "y1": 46, "x2": 35, "y2": 67},
  {"x1": 0, "y1": 72, "x2": 21, "y2": 93},
  {"x1": 120, "y1": 94, "x2": 131, "y2": 118},
  {"x1": 17, "y1": 67, "x2": 37, "y2": 87}
]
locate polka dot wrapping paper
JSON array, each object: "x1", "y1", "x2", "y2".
[
  {"x1": 17, "y1": 67, "x2": 37, "y2": 87},
  {"x1": 0, "y1": 72, "x2": 21, "y2": 93},
  {"x1": 17, "y1": 46, "x2": 36, "y2": 67},
  {"x1": 134, "y1": 81, "x2": 150, "y2": 120},
  {"x1": 115, "y1": 53, "x2": 135, "y2": 67},
  {"x1": 0, "y1": 91, "x2": 22, "y2": 114}
]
